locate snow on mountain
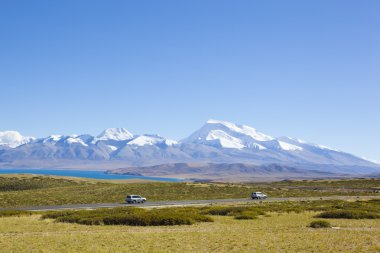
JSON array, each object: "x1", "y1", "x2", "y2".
[
  {"x1": 182, "y1": 119, "x2": 274, "y2": 149},
  {"x1": 164, "y1": 139, "x2": 178, "y2": 146},
  {"x1": 65, "y1": 135, "x2": 89, "y2": 147},
  {"x1": 41, "y1": 135, "x2": 63, "y2": 143},
  {"x1": 0, "y1": 120, "x2": 378, "y2": 174},
  {"x1": 205, "y1": 130, "x2": 245, "y2": 149},
  {"x1": 246, "y1": 143, "x2": 267, "y2": 150},
  {"x1": 206, "y1": 120, "x2": 274, "y2": 141},
  {"x1": 107, "y1": 145, "x2": 118, "y2": 151},
  {"x1": 0, "y1": 131, "x2": 35, "y2": 148},
  {"x1": 96, "y1": 128, "x2": 134, "y2": 142},
  {"x1": 127, "y1": 135, "x2": 178, "y2": 147},
  {"x1": 38, "y1": 134, "x2": 89, "y2": 147},
  {"x1": 281, "y1": 137, "x2": 339, "y2": 152},
  {"x1": 277, "y1": 141, "x2": 303, "y2": 151},
  {"x1": 361, "y1": 157, "x2": 379, "y2": 165}
]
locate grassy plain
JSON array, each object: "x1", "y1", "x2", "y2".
[
  {"x1": 0, "y1": 175, "x2": 379, "y2": 208},
  {"x1": 0, "y1": 211, "x2": 379, "y2": 252},
  {"x1": 0, "y1": 175, "x2": 379, "y2": 252}
]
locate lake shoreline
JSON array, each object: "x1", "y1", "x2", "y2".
[{"x1": 0, "y1": 168, "x2": 182, "y2": 182}]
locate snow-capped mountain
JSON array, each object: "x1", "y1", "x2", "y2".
[
  {"x1": 95, "y1": 128, "x2": 134, "y2": 142},
  {"x1": 0, "y1": 120, "x2": 378, "y2": 176},
  {"x1": 127, "y1": 134, "x2": 177, "y2": 147},
  {"x1": 0, "y1": 131, "x2": 35, "y2": 148},
  {"x1": 181, "y1": 119, "x2": 308, "y2": 152},
  {"x1": 182, "y1": 119, "x2": 273, "y2": 150},
  {"x1": 180, "y1": 120, "x2": 377, "y2": 169},
  {"x1": 37, "y1": 134, "x2": 91, "y2": 147}
]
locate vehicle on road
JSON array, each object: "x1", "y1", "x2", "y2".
[
  {"x1": 126, "y1": 195, "x2": 146, "y2": 204},
  {"x1": 251, "y1": 192, "x2": 267, "y2": 199}
]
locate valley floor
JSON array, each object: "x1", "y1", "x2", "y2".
[
  {"x1": 0, "y1": 212, "x2": 379, "y2": 252},
  {"x1": 1, "y1": 175, "x2": 379, "y2": 209}
]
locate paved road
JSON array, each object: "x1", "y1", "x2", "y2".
[{"x1": 1, "y1": 195, "x2": 379, "y2": 212}]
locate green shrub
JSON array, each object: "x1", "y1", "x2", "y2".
[
  {"x1": 0, "y1": 210, "x2": 33, "y2": 217},
  {"x1": 309, "y1": 220, "x2": 331, "y2": 228},
  {"x1": 234, "y1": 215, "x2": 256, "y2": 220},
  {"x1": 202, "y1": 206, "x2": 247, "y2": 216},
  {"x1": 316, "y1": 210, "x2": 380, "y2": 219},
  {"x1": 235, "y1": 211, "x2": 260, "y2": 220},
  {"x1": 41, "y1": 210, "x2": 77, "y2": 219},
  {"x1": 41, "y1": 207, "x2": 212, "y2": 226},
  {"x1": 103, "y1": 213, "x2": 194, "y2": 226},
  {"x1": 202, "y1": 206, "x2": 264, "y2": 216},
  {"x1": 190, "y1": 213, "x2": 214, "y2": 222},
  {"x1": 56, "y1": 216, "x2": 104, "y2": 225}
]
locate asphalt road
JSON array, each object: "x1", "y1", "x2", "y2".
[{"x1": 2, "y1": 195, "x2": 379, "y2": 212}]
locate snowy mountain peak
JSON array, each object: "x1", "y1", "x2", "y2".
[
  {"x1": 0, "y1": 131, "x2": 35, "y2": 148},
  {"x1": 127, "y1": 135, "x2": 178, "y2": 147},
  {"x1": 65, "y1": 136, "x2": 89, "y2": 147},
  {"x1": 182, "y1": 119, "x2": 274, "y2": 149},
  {"x1": 206, "y1": 119, "x2": 243, "y2": 131},
  {"x1": 39, "y1": 134, "x2": 90, "y2": 147},
  {"x1": 41, "y1": 135, "x2": 63, "y2": 143},
  {"x1": 205, "y1": 119, "x2": 274, "y2": 142},
  {"x1": 96, "y1": 128, "x2": 134, "y2": 141}
]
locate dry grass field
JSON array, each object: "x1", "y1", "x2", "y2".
[
  {"x1": 0, "y1": 175, "x2": 379, "y2": 252},
  {"x1": 0, "y1": 175, "x2": 379, "y2": 208},
  {"x1": 0, "y1": 212, "x2": 379, "y2": 252}
]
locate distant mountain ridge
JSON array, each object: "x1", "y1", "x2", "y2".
[
  {"x1": 0, "y1": 120, "x2": 379, "y2": 177},
  {"x1": 107, "y1": 163, "x2": 340, "y2": 182}
]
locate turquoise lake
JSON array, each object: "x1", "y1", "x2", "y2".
[{"x1": 0, "y1": 169, "x2": 182, "y2": 182}]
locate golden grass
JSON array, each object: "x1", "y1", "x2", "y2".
[{"x1": 0, "y1": 212, "x2": 379, "y2": 252}]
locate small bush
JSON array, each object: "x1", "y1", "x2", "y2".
[
  {"x1": 309, "y1": 220, "x2": 331, "y2": 228},
  {"x1": 234, "y1": 215, "x2": 255, "y2": 220},
  {"x1": 234, "y1": 211, "x2": 259, "y2": 220},
  {"x1": 202, "y1": 206, "x2": 265, "y2": 217},
  {"x1": 41, "y1": 211, "x2": 77, "y2": 219},
  {"x1": 188, "y1": 213, "x2": 214, "y2": 222},
  {"x1": 56, "y1": 216, "x2": 104, "y2": 225},
  {"x1": 316, "y1": 210, "x2": 380, "y2": 219},
  {"x1": 0, "y1": 210, "x2": 33, "y2": 217},
  {"x1": 202, "y1": 206, "x2": 247, "y2": 216}
]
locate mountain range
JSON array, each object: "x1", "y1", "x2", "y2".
[{"x1": 1, "y1": 120, "x2": 379, "y2": 180}]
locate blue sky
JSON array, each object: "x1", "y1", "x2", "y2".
[{"x1": 1, "y1": 1, "x2": 379, "y2": 162}]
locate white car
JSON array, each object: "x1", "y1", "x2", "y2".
[
  {"x1": 251, "y1": 192, "x2": 267, "y2": 200},
  {"x1": 126, "y1": 195, "x2": 146, "y2": 204}
]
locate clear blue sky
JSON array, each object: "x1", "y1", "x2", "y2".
[{"x1": 1, "y1": 1, "x2": 379, "y2": 162}]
